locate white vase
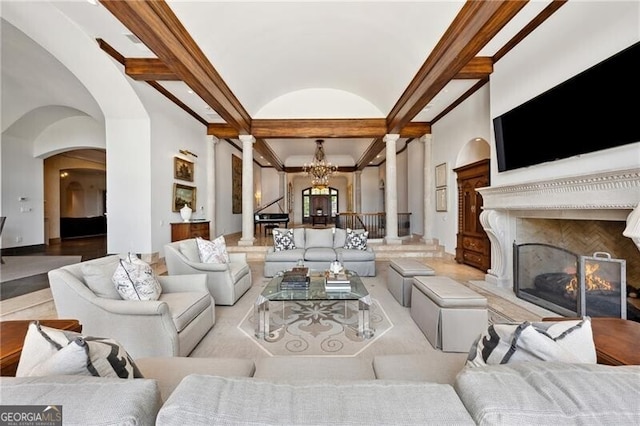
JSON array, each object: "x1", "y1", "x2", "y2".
[{"x1": 180, "y1": 204, "x2": 192, "y2": 222}]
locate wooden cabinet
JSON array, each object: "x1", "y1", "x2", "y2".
[
  {"x1": 171, "y1": 221, "x2": 210, "y2": 242},
  {"x1": 453, "y1": 159, "x2": 490, "y2": 272}
]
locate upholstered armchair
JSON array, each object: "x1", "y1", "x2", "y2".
[
  {"x1": 164, "y1": 239, "x2": 252, "y2": 306},
  {"x1": 48, "y1": 255, "x2": 215, "y2": 359}
]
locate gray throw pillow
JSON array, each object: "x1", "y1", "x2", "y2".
[{"x1": 81, "y1": 260, "x2": 122, "y2": 299}]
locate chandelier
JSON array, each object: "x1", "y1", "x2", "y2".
[{"x1": 303, "y1": 139, "x2": 338, "y2": 190}]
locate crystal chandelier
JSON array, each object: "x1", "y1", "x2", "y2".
[{"x1": 303, "y1": 139, "x2": 338, "y2": 190}]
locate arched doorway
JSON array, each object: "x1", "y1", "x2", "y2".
[{"x1": 302, "y1": 187, "x2": 339, "y2": 226}]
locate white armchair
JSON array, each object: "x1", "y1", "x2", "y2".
[
  {"x1": 48, "y1": 255, "x2": 215, "y2": 359},
  {"x1": 164, "y1": 239, "x2": 252, "y2": 306}
]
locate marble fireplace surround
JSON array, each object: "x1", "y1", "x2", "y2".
[{"x1": 477, "y1": 167, "x2": 640, "y2": 289}]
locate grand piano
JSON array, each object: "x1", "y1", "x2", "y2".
[{"x1": 254, "y1": 196, "x2": 289, "y2": 236}]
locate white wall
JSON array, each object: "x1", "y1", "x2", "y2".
[
  {"x1": 407, "y1": 139, "x2": 424, "y2": 235},
  {"x1": 1, "y1": 133, "x2": 45, "y2": 248},
  {"x1": 431, "y1": 85, "x2": 491, "y2": 255},
  {"x1": 490, "y1": 1, "x2": 640, "y2": 187}
]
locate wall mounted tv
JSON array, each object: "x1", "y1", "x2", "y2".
[{"x1": 493, "y1": 41, "x2": 640, "y2": 172}]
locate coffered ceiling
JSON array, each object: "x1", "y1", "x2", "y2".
[{"x1": 6, "y1": 1, "x2": 567, "y2": 170}]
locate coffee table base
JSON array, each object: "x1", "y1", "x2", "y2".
[{"x1": 254, "y1": 296, "x2": 374, "y2": 341}]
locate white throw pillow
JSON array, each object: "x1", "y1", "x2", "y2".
[
  {"x1": 273, "y1": 228, "x2": 296, "y2": 251},
  {"x1": 196, "y1": 235, "x2": 230, "y2": 263},
  {"x1": 111, "y1": 253, "x2": 162, "y2": 301},
  {"x1": 466, "y1": 317, "x2": 597, "y2": 367},
  {"x1": 16, "y1": 321, "x2": 142, "y2": 379}
]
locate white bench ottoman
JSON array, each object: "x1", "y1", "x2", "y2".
[
  {"x1": 411, "y1": 276, "x2": 487, "y2": 353},
  {"x1": 387, "y1": 259, "x2": 435, "y2": 306}
]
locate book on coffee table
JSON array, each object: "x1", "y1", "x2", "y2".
[
  {"x1": 280, "y1": 267, "x2": 310, "y2": 289},
  {"x1": 325, "y1": 272, "x2": 351, "y2": 291}
]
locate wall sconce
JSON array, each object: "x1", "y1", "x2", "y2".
[
  {"x1": 179, "y1": 149, "x2": 198, "y2": 158},
  {"x1": 60, "y1": 172, "x2": 69, "y2": 178},
  {"x1": 254, "y1": 191, "x2": 262, "y2": 206}
]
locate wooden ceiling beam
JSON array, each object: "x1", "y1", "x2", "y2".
[
  {"x1": 356, "y1": 137, "x2": 386, "y2": 170},
  {"x1": 254, "y1": 138, "x2": 284, "y2": 171},
  {"x1": 386, "y1": 0, "x2": 527, "y2": 134},
  {"x1": 208, "y1": 119, "x2": 430, "y2": 139},
  {"x1": 455, "y1": 57, "x2": 493, "y2": 79},
  {"x1": 100, "y1": 0, "x2": 252, "y2": 134},
  {"x1": 252, "y1": 119, "x2": 386, "y2": 139},
  {"x1": 124, "y1": 58, "x2": 177, "y2": 81}
]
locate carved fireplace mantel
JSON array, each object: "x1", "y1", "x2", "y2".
[{"x1": 477, "y1": 168, "x2": 640, "y2": 288}]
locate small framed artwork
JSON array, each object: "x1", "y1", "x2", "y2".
[
  {"x1": 435, "y1": 162, "x2": 447, "y2": 188},
  {"x1": 174, "y1": 156, "x2": 194, "y2": 182},
  {"x1": 436, "y1": 187, "x2": 447, "y2": 212},
  {"x1": 173, "y1": 183, "x2": 197, "y2": 212}
]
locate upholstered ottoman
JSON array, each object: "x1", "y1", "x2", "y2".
[
  {"x1": 411, "y1": 276, "x2": 487, "y2": 353},
  {"x1": 387, "y1": 259, "x2": 435, "y2": 306}
]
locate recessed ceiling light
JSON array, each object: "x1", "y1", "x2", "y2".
[
  {"x1": 187, "y1": 89, "x2": 194, "y2": 94},
  {"x1": 86, "y1": 0, "x2": 99, "y2": 5}
]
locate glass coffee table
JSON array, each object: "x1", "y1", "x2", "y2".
[{"x1": 255, "y1": 270, "x2": 374, "y2": 341}]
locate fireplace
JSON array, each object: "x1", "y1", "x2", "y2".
[
  {"x1": 477, "y1": 168, "x2": 640, "y2": 321},
  {"x1": 514, "y1": 243, "x2": 628, "y2": 319}
]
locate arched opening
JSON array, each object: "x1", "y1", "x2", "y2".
[{"x1": 302, "y1": 186, "x2": 339, "y2": 226}]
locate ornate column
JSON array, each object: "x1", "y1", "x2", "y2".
[
  {"x1": 354, "y1": 171, "x2": 362, "y2": 213},
  {"x1": 420, "y1": 134, "x2": 434, "y2": 243},
  {"x1": 238, "y1": 135, "x2": 256, "y2": 246},
  {"x1": 384, "y1": 134, "x2": 401, "y2": 245},
  {"x1": 207, "y1": 135, "x2": 218, "y2": 236}
]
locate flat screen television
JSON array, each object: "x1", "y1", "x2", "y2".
[{"x1": 493, "y1": 41, "x2": 640, "y2": 172}]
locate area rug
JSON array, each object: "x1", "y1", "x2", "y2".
[
  {"x1": 0, "y1": 256, "x2": 81, "y2": 283},
  {"x1": 238, "y1": 298, "x2": 393, "y2": 356}
]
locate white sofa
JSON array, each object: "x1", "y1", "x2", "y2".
[
  {"x1": 48, "y1": 255, "x2": 215, "y2": 359},
  {"x1": 4, "y1": 357, "x2": 638, "y2": 425},
  {"x1": 264, "y1": 227, "x2": 376, "y2": 277}
]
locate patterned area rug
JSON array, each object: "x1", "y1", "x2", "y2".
[{"x1": 238, "y1": 299, "x2": 393, "y2": 356}]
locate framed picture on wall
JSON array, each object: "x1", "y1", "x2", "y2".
[
  {"x1": 436, "y1": 187, "x2": 447, "y2": 212},
  {"x1": 174, "y1": 157, "x2": 194, "y2": 182},
  {"x1": 173, "y1": 183, "x2": 197, "y2": 212},
  {"x1": 435, "y1": 162, "x2": 447, "y2": 188},
  {"x1": 232, "y1": 154, "x2": 242, "y2": 214}
]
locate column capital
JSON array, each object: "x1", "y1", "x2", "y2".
[
  {"x1": 239, "y1": 134, "x2": 256, "y2": 144},
  {"x1": 354, "y1": 170, "x2": 362, "y2": 175},
  {"x1": 420, "y1": 133, "x2": 432, "y2": 143},
  {"x1": 383, "y1": 133, "x2": 400, "y2": 144},
  {"x1": 207, "y1": 135, "x2": 219, "y2": 144}
]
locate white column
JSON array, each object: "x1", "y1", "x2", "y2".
[
  {"x1": 279, "y1": 171, "x2": 286, "y2": 212},
  {"x1": 384, "y1": 134, "x2": 401, "y2": 245},
  {"x1": 421, "y1": 134, "x2": 434, "y2": 243},
  {"x1": 207, "y1": 136, "x2": 218, "y2": 237},
  {"x1": 354, "y1": 171, "x2": 362, "y2": 213},
  {"x1": 238, "y1": 135, "x2": 256, "y2": 246}
]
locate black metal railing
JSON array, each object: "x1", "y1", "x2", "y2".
[{"x1": 336, "y1": 212, "x2": 411, "y2": 239}]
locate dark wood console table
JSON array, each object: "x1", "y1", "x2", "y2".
[
  {"x1": 0, "y1": 319, "x2": 82, "y2": 376},
  {"x1": 543, "y1": 317, "x2": 640, "y2": 366},
  {"x1": 311, "y1": 215, "x2": 329, "y2": 226}
]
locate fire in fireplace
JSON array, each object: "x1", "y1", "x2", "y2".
[{"x1": 514, "y1": 243, "x2": 629, "y2": 319}]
